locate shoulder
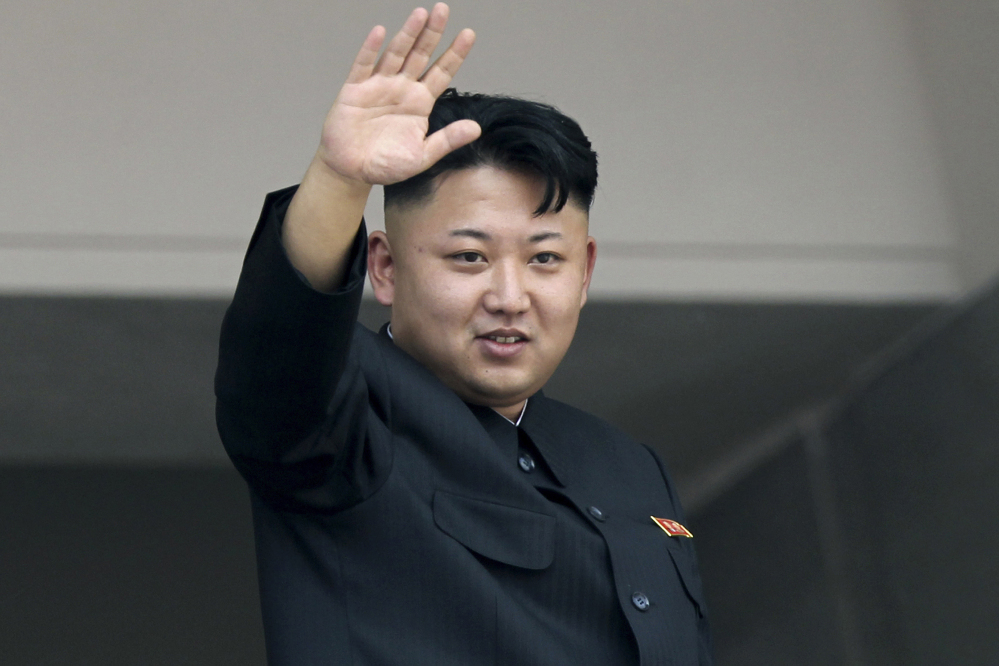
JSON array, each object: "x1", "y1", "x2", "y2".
[
  {"x1": 534, "y1": 394, "x2": 646, "y2": 450},
  {"x1": 348, "y1": 322, "x2": 450, "y2": 392},
  {"x1": 530, "y1": 393, "x2": 666, "y2": 480},
  {"x1": 529, "y1": 393, "x2": 688, "y2": 519},
  {"x1": 347, "y1": 322, "x2": 475, "y2": 427}
]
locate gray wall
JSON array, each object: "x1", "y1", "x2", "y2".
[
  {"x1": 694, "y1": 280, "x2": 999, "y2": 664},
  {"x1": 7, "y1": 0, "x2": 995, "y2": 299},
  {"x1": 906, "y1": 0, "x2": 999, "y2": 290},
  {"x1": 0, "y1": 466, "x2": 263, "y2": 665}
]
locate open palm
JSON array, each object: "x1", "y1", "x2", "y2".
[{"x1": 319, "y1": 4, "x2": 480, "y2": 186}]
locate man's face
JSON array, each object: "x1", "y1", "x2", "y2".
[{"x1": 369, "y1": 166, "x2": 597, "y2": 416}]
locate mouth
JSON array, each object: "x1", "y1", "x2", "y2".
[
  {"x1": 476, "y1": 329, "x2": 530, "y2": 357},
  {"x1": 484, "y1": 334, "x2": 525, "y2": 344},
  {"x1": 478, "y1": 329, "x2": 530, "y2": 344}
]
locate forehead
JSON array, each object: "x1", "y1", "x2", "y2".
[{"x1": 387, "y1": 166, "x2": 588, "y2": 240}]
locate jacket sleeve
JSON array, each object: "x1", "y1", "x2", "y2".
[{"x1": 214, "y1": 186, "x2": 386, "y2": 512}]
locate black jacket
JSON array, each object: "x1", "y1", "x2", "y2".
[{"x1": 216, "y1": 187, "x2": 712, "y2": 665}]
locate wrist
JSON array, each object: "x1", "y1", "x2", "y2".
[{"x1": 304, "y1": 152, "x2": 373, "y2": 202}]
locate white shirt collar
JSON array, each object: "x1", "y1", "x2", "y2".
[{"x1": 504, "y1": 400, "x2": 528, "y2": 426}]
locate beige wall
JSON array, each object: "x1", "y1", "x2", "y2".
[{"x1": 2, "y1": 0, "x2": 986, "y2": 301}]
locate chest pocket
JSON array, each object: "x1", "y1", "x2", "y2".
[{"x1": 433, "y1": 490, "x2": 556, "y2": 570}]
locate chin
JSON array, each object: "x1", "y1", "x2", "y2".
[{"x1": 460, "y1": 374, "x2": 535, "y2": 407}]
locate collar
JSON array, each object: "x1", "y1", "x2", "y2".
[
  {"x1": 502, "y1": 400, "x2": 528, "y2": 426},
  {"x1": 467, "y1": 399, "x2": 569, "y2": 488},
  {"x1": 466, "y1": 403, "x2": 519, "y2": 461},
  {"x1": 372, "y1": 324, "x2": 573, "y2": 491},
  {"x1": 515, "y1": 392, "x2": 573, "y2": 487}
]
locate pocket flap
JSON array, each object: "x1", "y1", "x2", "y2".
[
  {"x1": 433, "y1": 490, "x2": 555, "y2": 570},
  {"x1": 666, "y1": 543, "x2": 708, "y2": 617}
]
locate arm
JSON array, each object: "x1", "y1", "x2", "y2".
[{"x1": 216, "y1": 4, "x2": 478, "y2": 508}]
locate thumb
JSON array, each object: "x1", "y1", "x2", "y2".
[{"x1": 422, "y1": 120, "x2": 482, "y2": 170}]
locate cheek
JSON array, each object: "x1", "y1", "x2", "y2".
[
  {"x1": 536, "y1": 278, "x2": 586, "y2": 323},
  {"x1": 406, "y1": 267, "x2": 482, "y2": 323}
]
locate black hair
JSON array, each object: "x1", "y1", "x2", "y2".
[{"x1": 383, "y1": 89, "x2": 598, "y2": 216}]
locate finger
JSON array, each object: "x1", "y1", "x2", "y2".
[
  {"x1": 374, "y1": 7, "x2": 430, "y2": 76},
  {"x1": 420, "y1": 28, "x2": 476, "y2": 98},
  {"x1": 400, "y1": 2, "x2": 449, "y2": 79},
  {"x1": 422, "y1": 119, "x2": 482, "y2": 170},
  {"x1": 345, "y1": 25, "x2": 386, "y2": 84}
]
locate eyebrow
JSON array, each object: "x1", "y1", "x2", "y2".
[
  {"x1": 449, "y1": 229, "x2": 491, "y2": 241},
  {"x1": 528, "y1": 231, "x2": 563, "y2": 243},
  {"x1": 448, "y1": 229, "x2": 564, "y2": 243}
]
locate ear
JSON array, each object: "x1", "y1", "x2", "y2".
[
  {"x1": 579, "y1": 236, "x2": 597, "y2": 308},
  {"x1": 367, "y1": 231, "x2": 395, "y2": 306}
]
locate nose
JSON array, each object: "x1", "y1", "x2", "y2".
[{"x1": 483, "y1": 261, "x2": 530, "y2": 315}]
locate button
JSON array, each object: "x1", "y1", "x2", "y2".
[
  {"x1": 631, "y1": 592, "x2": 650, "y2": 612},
  {"x1": 587, "y1": 506, "x2": 606, "y2": 521},
  {"x1": 517, "y1": 453, "x2": 535, "y2": 473}
]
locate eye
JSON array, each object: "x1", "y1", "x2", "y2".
[
  {"x1": 531, "y1": 252, "x2": 560, "y2": 265},
  {"x1": 453, "y1": 251, "x2": 484, "y2": 264}
]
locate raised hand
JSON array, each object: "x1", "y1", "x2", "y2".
[
  {"x1": 283, "y1": 4, "x2": 477, "y2": 290},
  {"x1": 318, "y1": 3, "x2": 480, "y2": 185}
]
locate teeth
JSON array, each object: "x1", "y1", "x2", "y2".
[{"x1": 489, "y1": 336, "x2": 521, "y2": 344}]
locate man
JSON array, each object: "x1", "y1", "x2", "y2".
[{"x1": 216, "y1": 4, "x2": 711, "y2": 664}]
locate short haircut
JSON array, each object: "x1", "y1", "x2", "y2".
[{"x1": 384, "y1": 89, "x2": 598, "y2": 216}]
